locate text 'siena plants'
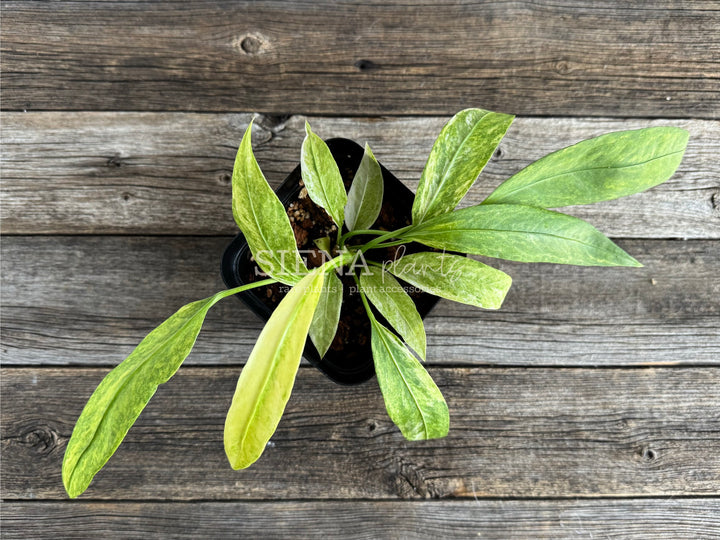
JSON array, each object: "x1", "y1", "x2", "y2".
[{"x1": 62, "y1": 109, "x2": 689, "y2": 497}]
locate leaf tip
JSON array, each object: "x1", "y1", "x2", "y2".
[
  {"x1": 242, "y1": 118, "x2": 255, "y2": 141},
  {"x1": 613, "y1": 252, "x2": 643, "y2": 268},
  {"x1": 62, "y1": 469, "x2": 83, "y2": 499},
  {"x1": 490, "y1": 273, "x2": 513, "y2": 310},
  {"x1": 227, "y1": 456, "x2": 249, "y2": 471},
  {"x1": 224, "y1": 437, "x2": 266, "y2": 471},
  {"x1": 614, "y1": 247, "x2": 643, "y2": 268}
]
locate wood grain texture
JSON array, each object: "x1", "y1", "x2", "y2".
[
  {"x1": 2, "y1": 113, "x2": 718, "y2": 237},
  {"x1": 2, "y1": 1, "x2": 718, "y2": 117},
  {"x1": 3, "y1": 500, "x2": 720, "y2": 539},
  {"x1": 3, "y1": 0, "x2": 719, "y2": 533},
  {"x1": 3, "y1": 367, "x2": 720, "y2": 500},
  {"x1": 2, "y1": 236, "x2": 718, "y2": 367}
]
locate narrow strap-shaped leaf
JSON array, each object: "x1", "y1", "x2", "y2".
[
  {"x1": 345, "y1": 143, "x2": 384, "y2": 231},
  {"x1": 224, "y1": 269, "x2": 325, "y2": 470},
  {"x1": 62, "y1": 285, "x2": 250, "y2": 498},
  {"x1": 386, "y1": 252, "x2": 512, "y2": 310},
  {"x1": 412, "y1": 108, "x2": 514, "y2": 224},
  {"x1": 233, "y1": 121, "x2": 308, "y2": 285},
  {"x1": 301, "y1": 122, "x2": 347, "y2": 228},
  {"x1": 403, "y1": 204, "x2": 641, "y2": 267},
  {"x1": 360, "y1": 269, "x2": 426, "y2": 360},
  {"x1": 309, "y1": 270, "x2": 343, "y2": 358},
  {"x1": 370, "y1": 319, "x2": 449, "y2": 440},
  {"x1": 483, "y1": 127, "x2": 689, "y2": 208}
]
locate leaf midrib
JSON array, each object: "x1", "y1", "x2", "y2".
[
  {"x1": 409, "y1": 227, "x2": 626, "y2": 261},
  {"x1": 235, "y1": 292, "x2": 310, "y2": 458},
  {"x1": 66, "y1": 294, "x2": 219, "y2": 492},
  {"x1": 416, "y1": 112, "x2": 489, "y2": 223},
  {"x1": 489, "y1": 149, "x2": 685, "y2": 203},
  {"x1": 377, "y1": 324, "x2": 429, "y2": 439},
  {"x1": 305, "y1": 137, "x2": 339, "y2": 225},
  {"x1": 365, "y1": 273, "x2": 423, "y2": 359},
  {"x1": 347, "y1": 158, "x2": 368, "y2": 230},
  {"x1": 391, "y1": 265, "x2": 506, "y2": 310},
  {"x1": 242, "y1": 155, "x2": 300, "y2": 284}
]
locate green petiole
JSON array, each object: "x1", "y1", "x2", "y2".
[
  {"x1": 338, "y1": 228, "x2": 388, "y2": 247},
  {"x1": 353, "y1": 273, "x2": 375, "y2": 323},
  {"x1": 358, "y1": 225, "x2": 415, "y2": 253}
]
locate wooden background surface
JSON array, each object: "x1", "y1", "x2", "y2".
[{"x1": 2, "y1": 1, "x2": 719, "y2": 538}]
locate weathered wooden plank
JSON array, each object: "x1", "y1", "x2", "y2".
[
  {"x1": 2, "y1": 113, "x2": 718, "y2": 237},
  {"x1": 3, "y1": 500, "x2": 720, "y2": 539},
  {"x1": 2, "y1": 1, "x2": 718, "y2": 117},
  {"x1": 3, "y1": 367, "x2": 720, "y2": 500},
  {"x1": 2, "y1": 236, "x2": 718, "y2": 367}
]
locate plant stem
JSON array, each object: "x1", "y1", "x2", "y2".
[
  {"x1": 353, "y1": 273, "x2": 376, "y2": 323},
  {"x1": 233, "y1": 255, "x2": 352, "y2": 295},
  {"x1": 366, "y1": 239, "x2": 408, "y2": 250},
  {"x1": 359, "y1": 224, "x2": 414, "y2": 253},
  {"x1": 338, "y1": 228, "x2": 387, "y2": 247},
  {"x1": 225, "y1": 278, "x2": 277, "y2": 296},
  {"x1": 322, "y1": 252, "x2": 354, "y2": 272}
]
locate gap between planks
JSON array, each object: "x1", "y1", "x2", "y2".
[
  {"x1": 3, "y1": 366, "x2": 720, "y2": 500},
  {"x1": 2, "y1": 499, "x2": 720, "y2": 539},
  {"x1": 0, "y1": 367, "x2": 720, "y2": 500}
]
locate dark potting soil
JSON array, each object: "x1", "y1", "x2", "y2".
[{"x1": 239, "y1": 163, "x2": 432, "y2": 372}]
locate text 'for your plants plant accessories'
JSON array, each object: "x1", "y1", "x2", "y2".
[{"x1": 62, "y1": 109, "x2": 689, "y2": 497}]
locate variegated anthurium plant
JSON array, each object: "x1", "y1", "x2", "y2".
[{"x1": 62, "y1": 109, "x2": 689, "y2": 497}]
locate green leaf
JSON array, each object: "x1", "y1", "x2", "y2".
[
  {"x1": 301, "y1": 122, "x2": 348, "y2": 228},
  {"x1": 62, "y1": 287, "x2": 241, "y2": 498},
  {"x1": 313, "y1": 236, "x2": 332, "y2": 254},
  {"x1": 483, "y1": 127, "x2": 689, "y2": 207},
  {"x1": 309, "y1": 270, "x2": 343, "y2": 358},
  {"x1": 345, "y1": 143, "x2": 384, "y2": 231},
  {"x1": 224, "y1": 269, "x2": 325, "y2": 470},
  {"x1": 233, "y1": 121, "x2": 308, "y2": 285},
  {"x1": 412, "y1": 108, "x2": 514, "y2": 224},
  {"x1": 403, "y1": 204, "x2": 642, "y2": 267},
  {"x1": 370, "y1": 319, "x2": 449, "y2": 440},
  {"x1": 386, "y1": 252, "x2": 512, "y2": 310},
  {"x1": 359, "y1": 269, "x2": 426, "y2": 360}
]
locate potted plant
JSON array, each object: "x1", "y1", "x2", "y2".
[
  {"x1": 221, "y1": 137, "x2": 452, "y2": 385},
  {"x1": 62, "y1": 109, "x2": 689, "y2": 498}
]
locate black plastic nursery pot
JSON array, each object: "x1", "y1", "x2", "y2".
[{"x1": 222, "y1": 138, "x2": 442, "y2": 385}]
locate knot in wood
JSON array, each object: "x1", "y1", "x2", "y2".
[
  {"x1": 21, "y1": 424, "x2": 58, "y2": 455},
  {"x1": 234, "y1": 33, "x2": 268, "y2": 55},
  {"x1": 354, "y1": 59, "x2": 380, "y2": 72},
  {"x1": 555, "y1": 60, "x2": 571, "y2": 75},
  {"x1": 637, "y1": 445, "x2": 657, "y2": 462},
  {"x1": 106, "y1": 154, "x2": 123, "y2": 168}
]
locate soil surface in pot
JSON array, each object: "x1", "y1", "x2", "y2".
[{"x1": 239, "y1": 162, "x2": 435, "y2": 376}]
